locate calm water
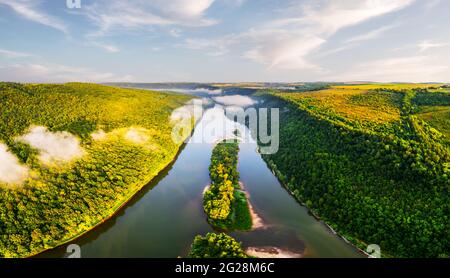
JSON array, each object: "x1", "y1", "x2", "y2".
[{"x1": 39, "y1": 101, "x2": 363, "y2": 258}]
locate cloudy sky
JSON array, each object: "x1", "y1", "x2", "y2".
[{"x1": 0, "y1": 0, "x2": 449, "y2": 83}]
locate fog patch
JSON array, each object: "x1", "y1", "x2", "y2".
[
  {"x1": 170, "y1": 99, "x2": 205, "y2": 123},
  {"x1": 153, "y1": 88, "x2": 222, "y2": 95},
  {"x1": 125, "y1": 128, "x2": 150, "y2": 144},
  {"x1": 212, "y1": 95, "x2": 256, "y2": 107},
  {"x1": 224, "y1": 105, "x2": 243, "y2": 114},
  {"x1": 0, "y1": 143, "x2": 29, "y2": 185},
  {"x1": 18, "y1": 126, "x2": 84, "y2": 165},
  {"x1": 190, "y1": 88, "x2": 222, "y2": 95},
  {"x1": 91, "y1": 130, "x2": 107, "y2": 141},
  {"x1": 190, "y1": 105, "x2": 254, "y2": 145},
  {"x1": 90, "y1": 127, "x2": 156, "y2": 148},
  {"x1": 170, "y1": 99, "x2": 206, "y2": 144}
]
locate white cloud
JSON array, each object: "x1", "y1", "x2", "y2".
[
  {"x1": 315, "y1": 43, "x2": 358, "y2": 58},
  {"x1": 160, "y1": 88, "x2": 222, "y2": 95},
  {"x1": 330, "y1": 55, "x2": 449, "y2": 82},
  {"x1": 18, "y1": 126, "x2": 84, "y2": 164},
  {"x1": 90, "y1": 127, "x2": 157, "y2": 147},
  {"x1": 125, "y1": 128, "x2": 150, "y2": 144},
  {"x1": 156, "y1": 0, "x2": 214, "y2": 19},
  {"x1": 18, "y1": 126, "x2": 84, "y2": 165},
  {"x1": 170, "y1": 99, "x2": 204, "y2": 123},
  {"x1": 243, "y1": 31, "x2": 325, "y2": 70},
  {"x1": 0, "y1": 143, "x2": 29, "y2": 185},
  {"x1": 217, "y1": 0, "x2": 246, "y2": 8},
  {"x1": 84, "y1": 0, "x2": 217, "y2": 36},
  {"x1": 418, "y1": 40, "x2": 449, "y2": 52},
  {"x1": 91, "y1": 42, "x2": 120, "y2": 53},
  {"x1": 254, "y1": 0, "x2": 414, "y2": 69},
  {"x1": 183, "y1": 38, "x2": 231, "y2": 56},
  {"x1": 194, "y1": 88, "x2": 222, "y2": 95},
  {"x1": 292, "y1": 0, "x2": 414, "y2": 35},
  {"x1": 91, "y1": 130, "x2": 107, "y2": 141},
  {"x1": 183, "y1": 0, "x2": 414, "y2": 70},
  {"x1": 346, "y1": 24, "x2": 398, "y2": 43},
  {"x1": 170, "y1": 99, "x2": 205, "y2": 143},
  {"x1": 212, "y1": 95, "x2": 256, "y2": 107},
  {"x1": 424, "y1": 0, "x2": 442, "y2": 10},
  {"x1": 169, "y1": 29, "x2": 182, "y2": 37},
  {"x1": 0, "y1": 0, "x2": 68, "y2": 33},
  {"x1": 0, "y1": 62, "x2": 135, "y2": 83},
  {"x1": 314, "y1": 23, "x2": 400, "y2": 58},
  {"x1": 0, "y1": 48, "x2": 34, "y2": 58}
]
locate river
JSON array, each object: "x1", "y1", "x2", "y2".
[{"x1": 39, "y1": 93, "x2": 363, "y2": 258}]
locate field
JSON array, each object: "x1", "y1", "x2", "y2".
[
  {"x1": 0, "y1": 83, "x2": 194, "y2": 257},
  {"x1": 413, "y1": 89, "x2": 450, "y2": 142},
  {"x1": 259, "y1": 84, "x2": 449, "y2": 258},
  {"x1": 279, "y1": 87, "x2": 403, "y2": 126},
  {"x1": 416, "y1": 106, "x2": 450, "y2": 140},
  {"x1": 333, "y1": 83, "x2": 444, "y2": 90}
]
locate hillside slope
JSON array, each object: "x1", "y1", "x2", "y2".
[
  {"x1": 0, "y1": 83, "x2": 194, "y2": 257},
  {"x1": 259, "y1": 85, "x2": 449, "y2": 257}
]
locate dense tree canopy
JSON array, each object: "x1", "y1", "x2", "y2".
[
  {"x1": 257, "y1": 85, "x2": 449, "y2": 258},
  {"x1": 203, "y1": 140, "x2": 252, "y2": 231},
  {"x1": 188, "y1": 232, "x2": 248, "y2": 258},
  {"x1": 0, "y1": 82, "x2": 193, "y2": 257}
]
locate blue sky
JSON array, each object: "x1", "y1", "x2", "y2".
[{"x1": 0, "y1": 0, "x2": 449, "y2": 83}]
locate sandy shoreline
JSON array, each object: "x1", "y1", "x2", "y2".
[
  {"x1": 238, "y1": 182, "x2": 265, "y2": 230},
  {"x1": 203, "y1": 182, "x2": 265, "y2": 230},
  {"x1": 246, "y1": 246, "x2": 303, "y2": 258}
]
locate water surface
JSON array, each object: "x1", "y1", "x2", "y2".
[{"x1": 40, "y1": 99, "x2": 362, "y2": 258}]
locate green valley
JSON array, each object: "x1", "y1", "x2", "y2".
[{"x1": 0, "y1": 82, "x2": 448, "y2": 259}]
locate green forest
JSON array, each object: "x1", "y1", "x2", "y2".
[
  {"x1": 203, "y1": 140, "x2": 252, "y2": 231},
  {"x1": 187, "y1": 232, "x2": 248, "y2": 258},
  {"x1": 0, "y1": 82, "x2": 194, "y2": 257},
  {"x1": 257, "y1": 85, "x2": 449, "y2": 258}
]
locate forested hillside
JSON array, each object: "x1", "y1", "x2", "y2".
[
  {"x1": 258, "y1": 85, "x2": 449, "y2": 257},
  {"x1": 0, "y1": 83, "x2": 194, "y2": 257}
]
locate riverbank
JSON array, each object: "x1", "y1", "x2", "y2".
[
  {"x1": 28, "y1": 125, "x2": 196, "y2": 258},
  {"x1": 256, "y1": 88, "x2": 449, "y2": 258},
  {"x1": 38, "y1": 102, "x2": 364, "y2": 258},
  {"x1": 261, "y1": 156, "x2": 370, "y2": 258},
  {"x1": 203, "y1": 182, "x2": 264, "y2": 231},
  {"x1": 239, "y1": 182, "x2": 265, "y2": 230},
  {"x1": 245, "y1": 247, "x2": 302, "y2": 258}
]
